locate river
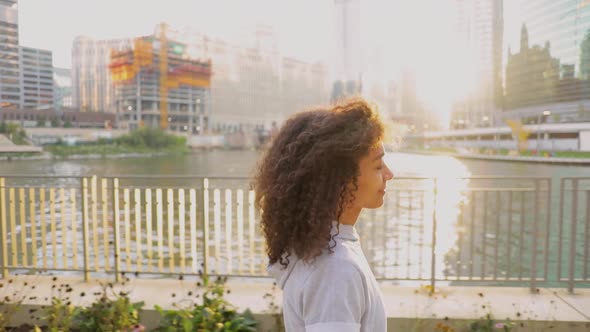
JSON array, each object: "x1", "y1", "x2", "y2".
[{"x1": 1, "y1": 151, "x2": 588, "y2": 286}]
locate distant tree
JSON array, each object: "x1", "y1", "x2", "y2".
[{"x1": 50, "y1": 116, "x2": 59, "y2": 127}]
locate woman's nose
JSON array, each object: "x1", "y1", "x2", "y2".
[{"x1": 385, "y1": 166, "x2": 394, "y2": 180}]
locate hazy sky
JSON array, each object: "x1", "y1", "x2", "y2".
[
  {"x1": 18, "y1": 0, "x2": 335, "y2": 68},
  {"x1": 17, "y1": 0, "x2": 468, "y2": 124}
]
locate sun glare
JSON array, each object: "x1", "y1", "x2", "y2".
[{"x1": 366, "y1": 0, "x2": 477, "y2": 128}]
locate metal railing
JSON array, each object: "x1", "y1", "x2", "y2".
[
  {"x1": 0, "y1": 175, "x2": 588, "y2": 292},
  {"x1": 558, "y1": 178, "x2": 590, "y2": 293}
]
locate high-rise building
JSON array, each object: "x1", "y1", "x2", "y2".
[
  {"x1": 502, "y1": 0, "x2": 590, "y2": 124},
  {"x1": 19, "y1": 46, "x2": 53, "y2": 109},
  {"x1": 71, "y1": 36, "x2": 131, "y2": 112},
  {"x1": 72, "y1": 25, "x2": 329, "y2": 133},
  {"x1": 109, "y1": 35, "x2": 212, "y2": 133},
  {"x1": 398, "y1": 68, "x2": 435, "y2": 133},
  {"x1": 205, "y1": 36, "x2": 329, "y2": 132},
  {"x1": 53, "y1": 67, "x2": 72, "y2": 110},
  {"x1": 451, "y1": 0, "x2": 503, "y2": 128},
  {"x1": 332, "y1": 0, "x2": 362, "y2": 101},
  {"x1": 206, "y1": 37, "x2": 281, "y2": 129},
  {"x1": 0, "y1": 0, "x2": 20, "y2": 109},
  {"x1": 334, "y1": 0, "x2": 361, "y2": 82},
  {"x1": 280, "y1": 57, "x2": 330, "y2": 118}
]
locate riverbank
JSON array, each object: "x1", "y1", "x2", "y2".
[
  {"x1": 46, "y1": 143, "x2": 189, "y2": 157},
  {"x1": 0, "y1": 127, "x2": 193, "y2": 161},
  {"x1": 0, "y1": 149, "x2": 190, "y2": 161},
  {"x1": 403, "y1": 148, "x2": 590, "y2": 165}
]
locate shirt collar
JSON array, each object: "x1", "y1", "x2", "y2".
[{"x1": 331, "y1": 221, "x2": 359, "y2": 242}]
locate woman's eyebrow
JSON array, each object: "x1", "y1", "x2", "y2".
[{"x1": 372, "y1": 152, "x2": 385, "y2": 161}]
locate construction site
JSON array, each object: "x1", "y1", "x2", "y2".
[{"x1": 108, "y1": 23, "x2": 212, "y2": 134}]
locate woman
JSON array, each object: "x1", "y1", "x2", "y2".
[{"x1": 254, "y1": 98, "x2": 394, "y2": 332}]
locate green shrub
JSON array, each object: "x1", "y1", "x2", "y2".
[
  {"x1": 41, "y1": 296, "x2": 77, "y2": 332},
  {"x1": 74, "y1": 284, "x2": 144, "y2": 332},
  {"x1": 154, "y1": 275, "x2": 256, "y2": 332},
  {"x1": 115, "y1": 128, "x2": 186, "y2": 149}
]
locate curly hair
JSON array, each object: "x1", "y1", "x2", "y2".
[{"x1": 253, "y1": 98, "x2": 385, "y2": 267}]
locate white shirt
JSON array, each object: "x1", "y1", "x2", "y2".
[{"x1": 268, "y1": 222, "x2": 387, "y2": 332}]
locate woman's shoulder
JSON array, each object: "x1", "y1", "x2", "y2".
[
  {"x1": 306, "y1": 246, "x2": 364, "y2": 278},
  {"x1": 322, "y1": 242, "x2": 359, "y2": 262},
  {"x1": 283, "y1": 243, "x2": 364, "y2": 286},
  {"x1": 280, "y1": 249, "x2": 366, "y2": 299},
  {"x1": 298, "y1": 253, "x2": 366, "y2": 293}
]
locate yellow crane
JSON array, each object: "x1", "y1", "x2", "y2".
[
  {"x1": 505, "y1": 119, "x2": 530, "y2": 151},
  {"x1": 158, "y1": 22, "x2": 168, "y2": 130},
  {"x1": 109, "y1": 22, "x2": 212, "y2": 131}
]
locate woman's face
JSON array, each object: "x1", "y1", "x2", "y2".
[{"x1": 350, "y1": 143, "x2": 394, "y2": 209}]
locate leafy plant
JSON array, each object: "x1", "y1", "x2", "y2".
[
  {"x1": 0, "y1": 278, "x2": 31, "y2": 332},
  {"x1": 32, "y1": 278, "x2": 78, "y2": 332},
  {"x1": 154, "y1": 275, "x2": 257, "y2": 332},
  {"x1": 434, "y1": 314, "x2": 516, "y2": 332},
  {"x1": 42, "y1": 296, "x2": 77, "y2": 332},
  {"x1": 262, "y1": 282, "x2": 284, "y2": 332},
  {"x1": 467, "y1": 314, "x2": 515, "y2": 332},
  {"x1": 50, "y1": 116, "x2": 59, "y2": 127},
  {"x1": 0, "y1": 123, "x2": 28, "y2": 145},
  {"x1": 115, "y1": 128, "x2": 186, "y2": 149},
  {"x1": 73, "y1": 283, "x2": 144, "y2": 332}
]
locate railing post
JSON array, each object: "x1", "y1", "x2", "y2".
[
  {"x1": 530, "y1": 179, "x2": 540, "y2": 293},
  {"x1": 0, "y1": 177, "x2": 8, "y2": 279},
  {"x1": 201, "y1": 178, "x2": 209, "y2": 277},
  {"x1": 558, "y1": 178, "x2": 565, "y2": 282},
  {"x1": 91, "y1": 175, "x2": 98, "y2": 272},
  {"x1": 568, "y1": 179, "x2": 578, "y2": 294},
  {"x1": 430, "y1": 177, "x2": 438, "y2": 294},
  {"x1": 81, "y1": 177, "x2": 90, "y2": 281},
  {"x1": 543, "y1": 179, "x2": 552, "y2": 282},
  {"x1": 112, "y1": 178, "x2": 121, "y2": 282}
]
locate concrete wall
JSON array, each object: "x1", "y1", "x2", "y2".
[
  {"x1": 26, "y1": 127, "x2": 127, "y2": 145},
  {"x1": 7, "y1": 305, "x2": 590, "y2": 332},
  {"x1": 2, "y1": 275, "x2": 588, "y2": 332},
  {"x1": 187, "y1": 134, "x2": 225, "y2": 148},
  {"x1": 580, "y1": 131, "x2": 590, "y2": 151},
  {"x1": 433, "y1": 138, "x2": 579, "y2": 151}
]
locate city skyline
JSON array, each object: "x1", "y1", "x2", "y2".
[
  {"x1": 18, "y1": 0, "x2": 334, "y2": 69},
  {"x1": 18, "y1": 0, "x2": 580, "y2": 131},
  {"x1": 16, "y1": 0, "x2": 465, "y2": 128}
]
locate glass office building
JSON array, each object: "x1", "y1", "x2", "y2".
[{"x1": 503, "y1": 0, "x2": 590, "y2": 123}]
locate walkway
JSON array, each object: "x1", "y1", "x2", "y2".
[{"x1": 1, "y1": 275, "x2": 589, "y2": 331}]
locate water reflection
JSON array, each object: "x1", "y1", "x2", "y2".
[
  {"x1": 357, "y1": 153, "x2": 471, "y2": 280},
  {"x1": 1, "y1": 152, "x2": 586, "y2": 282}
]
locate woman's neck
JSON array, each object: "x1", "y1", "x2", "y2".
[{"x1": 339, "y1": 206, "x2": 361, "y2": 225}]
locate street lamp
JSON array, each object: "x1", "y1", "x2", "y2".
[{"x1": 536, "y1": 111, "x2": 551, "y2": 151}]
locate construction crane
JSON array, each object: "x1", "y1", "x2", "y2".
[
  {"x1": 506, "y1": 119, "x2": 530, "y2": 151},
  {"x1": 159, "y1": 22, "x2": 169, "y2": 130},
  {"x1": 108, "y1": 22, "x2": 212, "y2": 130}
]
